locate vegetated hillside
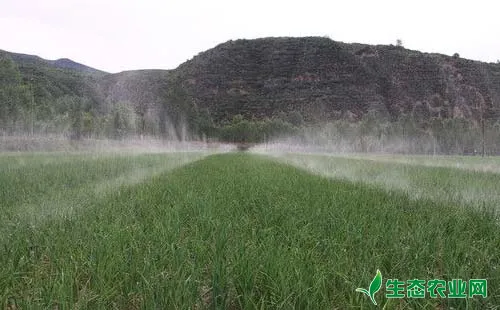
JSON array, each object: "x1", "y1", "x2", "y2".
[
  {"x1": 3, "y1": 50, "x2": 107, "y2": 106},
  {"x1": 99, "y1": 70, "x2": 170, "y2": 104},
  {"x1": 97, "y1": 69, "x2": 175, "y2": 137},
  {"x1": 0, "y1": 49, "x2": 106, "y2": 113},
  {"x1": 2, "y1": 38, "x2": 500, "y2": 152},
  {"x1": 4, "y1": 50, "x2": 107, "y2": 76},
  {"x1": 173, "y1": 37, "x2": 500, "y2": 124}
]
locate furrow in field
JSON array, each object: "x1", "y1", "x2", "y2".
[
  {"x1": 268, "y1": 153, "x2": 500, "y2": 213},
  {"x1": 3, "y1": 152, "x2": 208, "y2": 228},
  {"x1": 345, "y1": 153, "x2": 500, "y2": 174},
  {"x1": 251, "y1": 143, "x2": 500, "y2": 174}
]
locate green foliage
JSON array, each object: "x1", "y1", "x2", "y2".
[
  {"x1": 46, "y1": 96, "x2": 94, "y2": 138},
  {"x1": 0, "y1": 55, "x2": 29, "y2": 132},
  {"x1": 0, "y1": 153, "x2": 498, "y2": 308},
  {"x1": 109, "y1": 101, "x2": 137, "y2": 139},
  {"x1": 300, "y1": 111, "x2": 500, "y2": 155},
  {"x1": 2, "y1": 40, "x2": 500, "y2": 152},
  {"x1": 214, "y1": 115, "x2": 299, "y2": 143},
  {"x1": 191, "y1": 108, "x2": 216, "y2": 138}
]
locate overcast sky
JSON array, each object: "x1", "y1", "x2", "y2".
[{"x1": 1, "y1": 0, "x2": 499, "y2": 73}]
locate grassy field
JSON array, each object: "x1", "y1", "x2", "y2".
[
  {"x1": 0, "y1": 152, "x2": 499, "y2": 309},
  {"x1": 274, "y1": 153, "x2": 500, "y2": 212}
]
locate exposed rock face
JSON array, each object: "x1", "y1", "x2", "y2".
[
  {"x1": 172, "y1": 37, "x2": 500, "y2": 124},
  {"x1": 3, "y1": 37, "x2": 500, "y2": 127}
]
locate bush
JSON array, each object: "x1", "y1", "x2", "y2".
[{"x1": 213, "y1": 115, "x2": 298, "y2": 143}]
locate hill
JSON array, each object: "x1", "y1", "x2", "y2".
[
  {"x1": 4, "y1": 50, "x2": 107, "y2": 76},
  {"x1": 1, "y1": 38, "x2": 500, "y2": 153},
  {"x1": 173, "y1": 37, "x2": 500, "y2": 123},
  {"x1": 0, "y1": 49, "x2": 106, "y2": 118}
]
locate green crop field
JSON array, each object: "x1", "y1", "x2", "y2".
[{"x1": 1, "y1": 151, "x2": 499, "y2": 309}]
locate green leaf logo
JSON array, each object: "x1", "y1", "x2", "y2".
[{"x1": 356, "y1": 269, "x2": 382, "y2": 305}]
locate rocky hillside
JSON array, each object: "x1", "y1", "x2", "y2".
[
  {"x1": 172, "y1": 37, "x2": 500, "y2": 124},
  {"x1": 1, "y1": 37, "x2": 500, "y2": 140}
]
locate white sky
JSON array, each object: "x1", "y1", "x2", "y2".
[{"x1": 1, "y1": 0, "x2": 499, "y2": 73}]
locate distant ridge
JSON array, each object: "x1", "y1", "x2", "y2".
[
  {"x1": 49, "y1": 58, "x2": 107, "y2": 75},
  {"x1": 1, "y1": 49, "x2": 107, "y2": 76}
]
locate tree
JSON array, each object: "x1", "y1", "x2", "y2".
[
  {"x1": 396, "y1": 39, "x2": 403, "y2": 47},
  {"x1": 0, "y1": 55, "x2": 27, "y2": 133},
  {"x1": 192, "y1": 108, "x2": 215, "y2": 138},
  {"x1": 110, "y1": 101, "x2": 136, "y2": 139},
  {"x1": 134, "y1": 103, "x2": 148, "y2": 138},
  {"x1": 54, "y1": 96, "x2": 93, "y2": 139}
]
